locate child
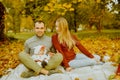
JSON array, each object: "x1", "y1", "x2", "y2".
[{"x1": 31, "y1": 45, "x2": 52, "y2": 68}]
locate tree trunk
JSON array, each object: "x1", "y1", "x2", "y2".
[
  {"x1": 0, "y1": 2, "x2": 6, "y2": 41},
  {"x1": 97, "y1": 19, "x2": 102, "y2": 32},
  {"x1": 73, "y1": 5, "x2": 77, "y2": 32}
]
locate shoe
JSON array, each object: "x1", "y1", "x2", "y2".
[
  {"x1": 20, "y1": 70, "x2": 36, "y2": 78},
  {"x1": 41, "y1": 60, "x2": 47, "y2": 68}
]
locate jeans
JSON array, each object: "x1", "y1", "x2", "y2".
[{"x1": 69, "y1": 53, "x2": 100, "y2": 68}]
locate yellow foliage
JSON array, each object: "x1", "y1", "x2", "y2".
[
  {"x1": 74, "y1": 77, "x2": 80, "y2": 80},
  {"x1": 78, "y1": 0, "x2": 83, "y2": 2},
  {"x1": 96, "y1": 0, "x2": 101, "y2": 3},
  {"x1": 44, "y1": 6, "x2": 49, "y2": 11},
  {"x1": 109, "y1": 74, "x2": 120, "y2": 80},
  {"x1": 50, "y1": 8, "x2": 55, "y2": 12},
  {"x1": 50, "y1": 0, "x2": 57, "y2": 3},
  {"x1": 88, "y1": 78, "x2": 93, "y2": 80},
  {"x1": 63, "y1": 3, "x2": 72, "y2": 9},
  {"x1": 63, "y1": 3, "x2": 68, "y2": 8},
  {"x1": 78, "y1": 37, "x2": 120, "y2": 63},
  {"x1": 20, "y1": 16, "x2": 34, "y2": 30},
  {"x1": 57, "y1": 4, "x2": 62, "y2": 8},
  {"x1": 69, "y1": 8, "x2": 74, "y2": 11},
  {"x1": 47, "y1": 3, "x2": 54, "y2": 7},
  {"x1": 0, "y1": 40, "x2": 24, "y2": 76},
  {"x1": 72, "y1": 0, "x2": 78, "y2": 4}
]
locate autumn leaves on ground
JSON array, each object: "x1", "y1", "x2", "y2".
[{"x1": 0, "y1": 36, "x2": 120, "y2": 79}]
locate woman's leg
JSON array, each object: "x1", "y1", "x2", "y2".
[
  {"x1": 75, "y1": 54, "x2": 100, "y2": 60},
  {"x1": 75, "y1": 53, "x2": 89, "y2": 60},
  {"x1": 69, "y1": 53, "x2": 99, "y2": 68},
  {"x1": 69, "y1": 58, "x2": 97, "y2": 68}
]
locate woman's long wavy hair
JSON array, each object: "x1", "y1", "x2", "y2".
[{"x1": 56, "y1": 17, "x2": 75, "y2": 49}]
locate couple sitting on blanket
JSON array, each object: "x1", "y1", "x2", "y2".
[{"x1": 19, "y1": 17, "x2": 103, "y2": 78}]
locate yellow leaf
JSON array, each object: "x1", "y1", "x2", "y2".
[
  {"x1": 69, "y1": 8, "x2": 74, "y2": 11},
  {"x1": 44, "y1": 6, "x2": 49, "y2": 11},
  {"x1": 78, "y1": 0, "x2": 82, "y2": 2}
]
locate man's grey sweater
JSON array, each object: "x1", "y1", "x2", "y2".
[{"x1": 24, "y1": 35, "x2": 52, "y2": 55}]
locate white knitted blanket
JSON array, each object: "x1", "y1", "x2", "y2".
[{"x1": 0, "y1": 62, "x2": 116, "y2": 80}]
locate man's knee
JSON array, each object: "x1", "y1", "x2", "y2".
[
  {"x1": 57, "y1": 53, "x2": 63, "y2": 62},
  {"x1": 53, "y1": 53, "x2": 63, "y2": 63},
  {"x1": 45, "y1": 53, "x2": 63, "y2": 70},
  {"x1": 18, "y1": 51, "x2": 24, "y2": 59},
  {"x1": 18, "y1": 51, "x2": 29, "y2": 62}
]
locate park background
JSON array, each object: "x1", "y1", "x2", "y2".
[{"x1": 0, "y1": 0, "x2": 120, "y2": 79}]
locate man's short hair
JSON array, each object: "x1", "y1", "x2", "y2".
[{"x1": 34, "y1": 20, "x2": 45, "y2": 27}]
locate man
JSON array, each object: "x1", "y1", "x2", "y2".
[{"x1": 18, "y1": 21, "x2": 63, "y2": 78}]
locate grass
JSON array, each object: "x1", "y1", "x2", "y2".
[
  {"x1": 6, "y1": 29, "x2": 120, "y2": 40},
  {"x1": 75, "y1": 29, "x2": 120, "y2": 39},
  {"x1": 6, "y1": 31, "x2": 54, "y2": 40},
  {"x1": 7, "y1": 32, "x2": 34, "y2": 40}
]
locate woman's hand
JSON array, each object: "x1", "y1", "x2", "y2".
[
  {"x1": 48, "y1": 52, "x2": 54, "y2": 57},
  {"x1": 93, "y1": 54, "x2": 101, "y2": 62},
  {"x1": 66, "y1": 67, "x2": 73, "y2": 72}
]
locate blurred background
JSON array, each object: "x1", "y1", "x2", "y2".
[{"x1": 0, "y1": 0, "x2": 120, "y2": 40}]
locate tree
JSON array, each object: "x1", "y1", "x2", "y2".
[
  {"x1": 0, "y1": 2, "x2": 6, "y2": 41},
  {"x1": 110, "y1": 0, "x2": 120, "y2": 29},
  {"x1": 43, "y1": 0, "x2": 112, "y2": 32},
  {"x1": 24, "y1": 0, "x2": 49, "y2": 21},
  {"x1": 2, "y1": 0, "x2": 25, "y2": 33},
  {"x1": 43, "y1": 0, "x2": 76, "y2": 31},
  {"x1": 75, "y1": 0, "x2": 114, "y2": 32}
]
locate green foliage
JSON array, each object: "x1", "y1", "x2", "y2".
[
  {"x1": 42, "y1": 0, "x2": 119, "y2": 32},
  {"x1": 2, "y1": 0, "x2": 25, "y2": 33},
  {"x1": 20, "y1": 15, "x2": 34, "y2": 30},
  {"x1": 25, "y1": 0, "x2": 49, "y2": 21}
]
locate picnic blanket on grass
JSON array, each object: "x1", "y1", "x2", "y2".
[{"x1": 0, "y1": 62, "x2": 117, "y2": 80}]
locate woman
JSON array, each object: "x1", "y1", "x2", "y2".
[
  {"x1": 116, "y1": 57, "x2": 120, "y2": 75},
  {"x1": 52, "y1": 17, "x2": 101, "y2": 72},
  {"x1": 116, "y1": 64, "x2": 120, "y2": 75}
]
